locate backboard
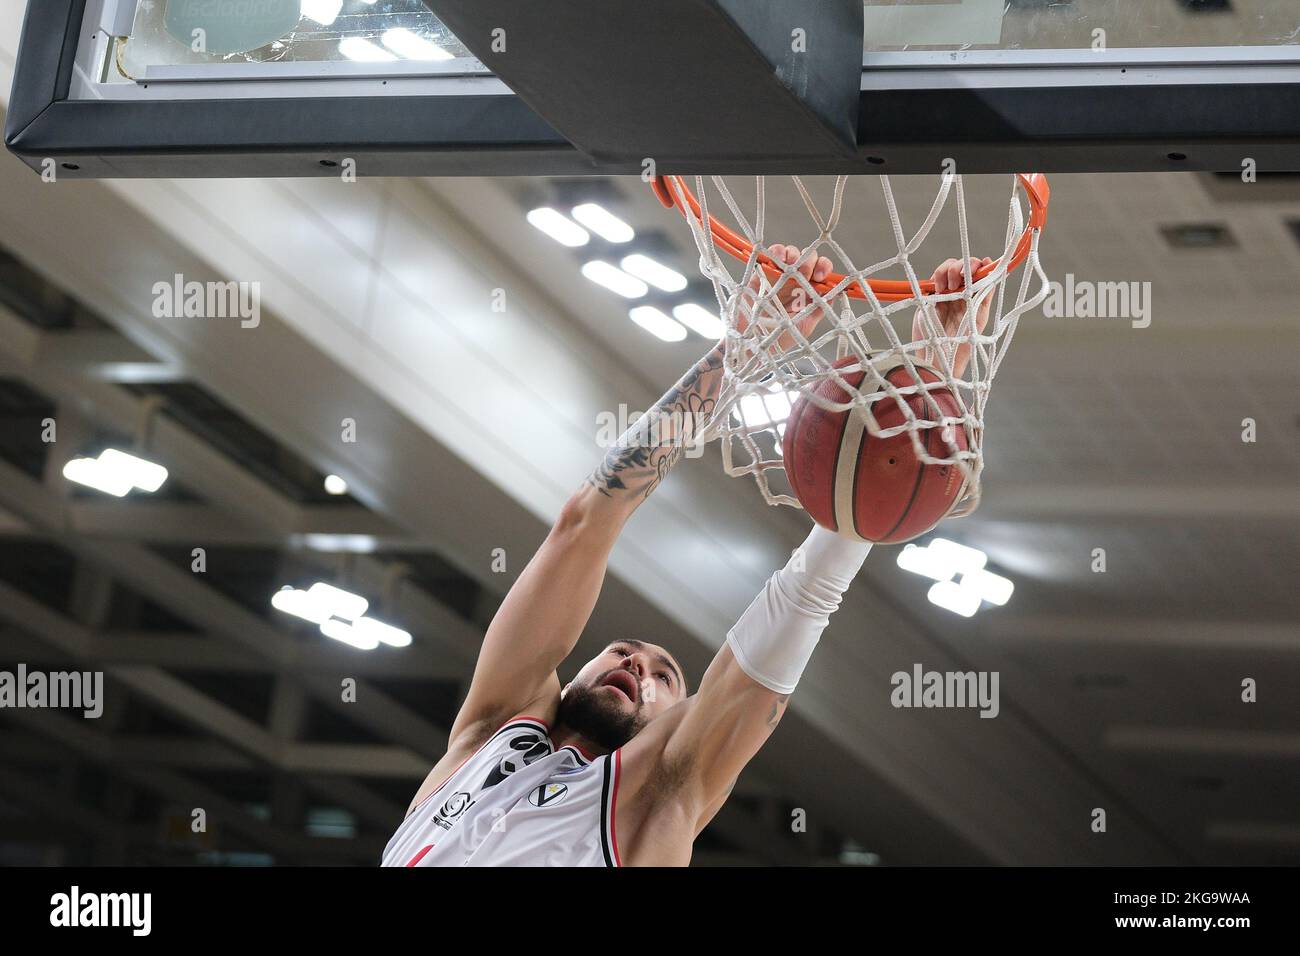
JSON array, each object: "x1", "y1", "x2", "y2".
[{"x1": 6, "y1": 0, "x2": 1300, "y2": 178}]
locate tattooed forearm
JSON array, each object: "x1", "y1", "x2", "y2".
[
  {"x1": 767, "y1": 695, "x2": 790, "y2": 728},
  {"x1": 588, "y1": 344, "x2": 725, "y2": 501}
]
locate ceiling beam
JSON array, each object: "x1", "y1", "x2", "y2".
[
  {"x1": 1106, "y1": 726, "x2": 1300, "y2": 758},
  {"x1": 0, "y1": 459, "x2": 453, "y2": 758},
  {"x1": 977, "y1": 483, "x2": 1300, "y2": 521},
  {"x1": 981, "y1": 615, "x2": 1300, "y2": 652},
  {"x1": 1205, "y1": 822, "x2": 1300, "y2": 847}
]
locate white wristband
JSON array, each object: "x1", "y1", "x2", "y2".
[{"x1": 725, "y1": 525, "x2": 872, "y2": 694}]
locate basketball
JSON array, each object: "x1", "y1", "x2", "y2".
[{"x1": 782, "y1": 356, "x2": 968, "y2": 544}]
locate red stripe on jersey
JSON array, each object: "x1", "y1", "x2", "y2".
[{"x1": 405, "y1": 844, "x2": 434, "y2": 867}]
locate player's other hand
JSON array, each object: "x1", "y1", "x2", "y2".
[
  {"x1": 911, "y1": 256, "x2": 994, "y2": 378},
  {"x1": 737, "y1": 244, "x2": 834, "y2": 352}
]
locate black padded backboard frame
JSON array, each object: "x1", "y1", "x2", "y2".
[{"x1": 6, "y1": 0, "x2": 1300, "y2": 179}]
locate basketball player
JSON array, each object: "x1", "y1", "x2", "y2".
[{"x1": 383, "y1": 250, "x2": 992, "y2": 866}]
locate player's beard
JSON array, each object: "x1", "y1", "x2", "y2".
[{"x1": 556, "y1": 678, "x2": 643, "y2": 751}]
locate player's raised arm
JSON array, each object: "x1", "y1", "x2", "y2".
[
  {"x1": 445, "y1": 243, "x2": 832, "y2": 748},
  {"x1": 443, "y1": 343, "x2": 727, "y2": 744},
  {"x1": 619, "y1": 525, "x2": 872, "y2": 838}
]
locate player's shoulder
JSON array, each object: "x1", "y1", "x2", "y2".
[{"x1": 614, "y1": 696, "x2": 699, "y2": 802}]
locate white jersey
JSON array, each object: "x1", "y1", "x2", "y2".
[{"x1": 381, "y1": 716, "x2": 623, "y2": 867}]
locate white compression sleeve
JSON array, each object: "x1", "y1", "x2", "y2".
[{"x1": 725, "y1": 525, "x2": 873, "y2": 694}]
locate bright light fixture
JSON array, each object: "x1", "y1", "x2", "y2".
[
  {"x1": 306, "y1": 582, "x2": 369, "y2": 621},
  {"x1": 899, "y1": 539, "x2": 1013, "y2": 615},
  {"x1": 381, "y1": 27, "x2": 454, "y2": 60},
  {"x1": 927, "y1": 538, "x2": 987, "y2": 574},
  {"x1": 271, "y1": 587, "x2": 331, "y2": 625},
  {"x1": 296, "y1": 534, "x2": 378, "y2": 554},
  {"x1": 339, "y1": 37, "x2": 396, "y2": 62},
  {"x1": 527, "y1": 208, "x2": 589, "y2": 247},
  {"x1": 63, "y1": 449, "x2": 169, "y2": 497},
  {"x1": 323, "y1": 474, "x2": 349, "y2": 495},
  {"x1": 321, "y1": 618, "x2": 381, "y2": 651},
  {"x1": 960, "y1": 567, "x2": 1014, "y2": 606},
  {"x1": 896, "y1": 543, "x2": 957, "y2": 582},
  {"x1": 628, "y1": 306, "x2": 687, "y2": 343},
  {"x1": 581, "y1": 261, "x2": 648, "y2": 299},
  {"x1": 620, "y1": 254, "x2": 687, "y2": 293},
  {"x1": 571, "y1": 204, "x2": 635, "y2": 243},
  {"x1": 272, "y1": 584, "x2": 412, "y2": 651},
  {"x1": 353, "y1": 616, "x2": 414, "y2": 648},
  {"x1": 927, "y1": 580, "x2": 981, "y2": 617},
  {"x1": 63, "y1": 458, "x2": 133, "y2": 497},
  {"x1": 672, "y1": 303, "x2": 725, "y2": 339},
  {"x1": 734, "y1": 387, "x2": 794, "y2": 430},
  {"x1": 98, "y1": 449, "x2": 169, "y2": 492},
  {"x1": 302, "y1": 0, "x2": 344, "y2": 27}
]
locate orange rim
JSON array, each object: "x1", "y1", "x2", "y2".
[{"x1": 651, "y1": 173, "x2": 1050, "y2": 304}]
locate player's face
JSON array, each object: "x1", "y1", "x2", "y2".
[
  {"x1": 589, "y1": 640, "x2": 686, "y2": 714},
  {"x1": 558, "y1": 640, "x2": 688, "y2": 749}
]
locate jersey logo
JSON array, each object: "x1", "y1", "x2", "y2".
[
  {"x1": 483, "y1": 732, "x2": 551, "y2": 788},
  {"x1": 433, "y1": 791, "x2": 476, "y2": 830},
  {"x1": 528, "y1": 783, "x2": 570, "y2": 807},
  {"x1": 439, "y1": 792, "x2": 473, "y2": 819}
]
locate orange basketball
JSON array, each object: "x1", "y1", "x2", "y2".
[{"x1": 782, "y1": 356, "x2": 968, "y2": 543}]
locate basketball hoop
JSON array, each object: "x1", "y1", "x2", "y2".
[{"x1": 652, "y1": 172, "x2": 1052, "y2": 526}]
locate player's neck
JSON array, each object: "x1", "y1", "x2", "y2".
[{"x1": 549, "y1": 724, "x2": 609, "y2": 760}]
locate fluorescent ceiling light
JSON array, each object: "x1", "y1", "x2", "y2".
[
  {"x1": 927, "y1": 579, "x2": 981, "y2": 617},
  {"x1": 734, "y1": 387, "x2": 794, "y2": 430},
  {"x1": 339, "y1": 37, "x2": 396, "y2": 62},
  {"x1": 62, "y1": 458, "x2": 133, "y2": 497},
  {"x1": 98, "y1": 449, "x2": 168, "y2": 493},
  {"x1": 927, "y1": 538, "x2": 987, "y2": 575},
  {"x1": 320, "y1": 618, "x2": 381, "y2": 651},
  {"x1": 899, "y1": 540, "x2": 1013, "y2": 613},
  {"x1": 620, "y1": 254, "x2": 687, "y2": 292},
  {"x1": 960, "y1": 567, "x2": 1014, "y2": 606},
  {"x1": 62, "y1": 448, "x2": 168, "y2": 497},
  {"x1": 527, "y1": 207, "x2": 590, "y2": 247},
  {"x1": 323, "y1": 474, "x2": 349, "y2": 495},
  {"x1": 628, "y1": 306, "x2": 687, "y2": 343},
  {"x1": 296, "y1": 534, "x2": 377, "y2": 554},
  {"x1": 306, "y1": 582, "x2": 369, "y2": 621},
  {"x1": 353, "y1": 616, "x2": 413, "y2": 648},
  {"x1": 381, "y1": 27, "x2": 453, "y2": 61},
  {"x1": 896, "y1": 543, "x2": 957, "y2": 582},
  {"x1": 672, "y1": 303, "x2": 725, "y2": 339},
  {"x1": 271, "y1": 587, "x2": 331, "y2": 625},
  {"x1": 581, "y1": 261, "x2": 648, "y2": 299},
  {"x1": 302, "y1": 0, "x2": 344, "y2": 27},
  {"x1": 571, "y1": 204, "x2": 635, "y2": 243}
]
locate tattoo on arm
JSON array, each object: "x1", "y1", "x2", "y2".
[
  {"x1": 588, "y1": 344, "x2": 725, "y2": 501},
  {"x1": 767, "y1": 695, "x2": 790, "y2": 728}
]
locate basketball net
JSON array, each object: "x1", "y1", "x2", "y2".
[{"x1": 653, "y1": 172, "x2": 1052, "y2": 520}]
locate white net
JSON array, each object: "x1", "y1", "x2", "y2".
[{"x1": 658, "y1": 172, "x2": 1052, "y2": 520}]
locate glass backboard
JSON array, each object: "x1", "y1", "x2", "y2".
[
  {"x1": 861, "y1": 0, "x2": 1299, "y2": 54},
  {"x1": 108, "y1": 0, "x2": 479, "y2": 85}
]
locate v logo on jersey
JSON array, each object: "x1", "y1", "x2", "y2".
[{"x1": 528, "y1": 783, "x2": 569, "y2": 807}]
